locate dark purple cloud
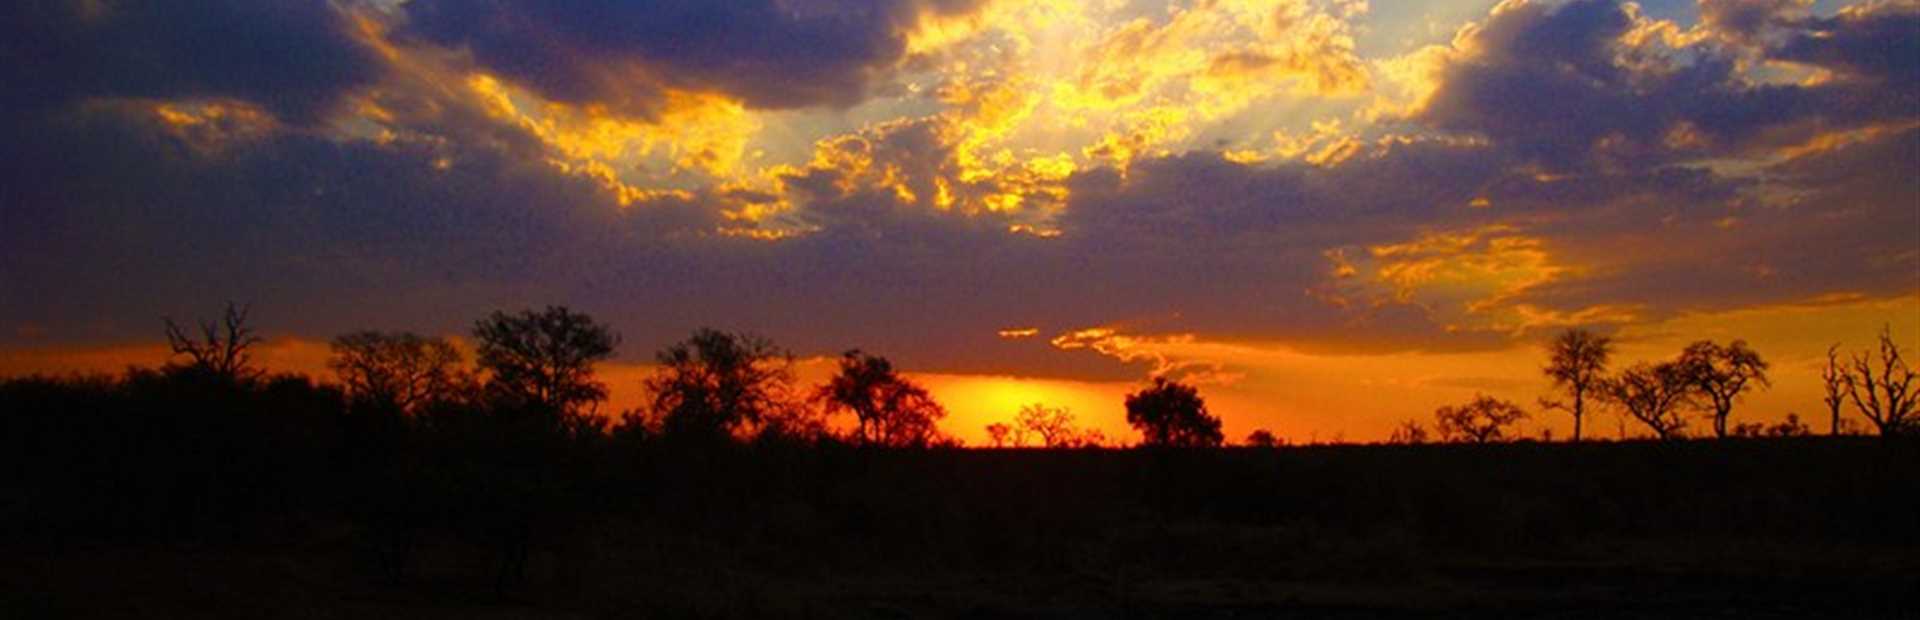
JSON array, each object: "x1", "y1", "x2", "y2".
[
  {"x1": 398, "y1": 0, "x2": 988, "y2": 115},
  {"x1": 0, "y1": 0, "x2": 382, "y2": 124},
  {"x1": 1419, "y1": 0, "x2": 1919, "y2": 171}
]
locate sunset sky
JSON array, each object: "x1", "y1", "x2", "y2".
[{"x1": 2, "y1": 0, "x2": 1916, "y2": 443}]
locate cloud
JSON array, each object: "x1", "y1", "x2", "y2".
[
  {"x1": 397, "y1": 0, "x2": 990, "y2": 115},
  {"x1": 0, "y1": 0, "x2": 383, "y2": 124},
  {"x1": 1409, "y1": 0, "x2": 1918, "y2": 171}
]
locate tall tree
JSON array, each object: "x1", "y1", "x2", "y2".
[
  {"x1": 1433, "y1": 395, "x2": 1529, "y2": 443},
  {"x1": 1677, "y1": 340, "x2": 1770, "y2": 439},
  {"x1": 472, "y1": 306, "x2": 619, "y2": 416},
  {"x1": 163, "y1": 302, "x2": 264, "y2": 382},
  {"x1": 1540, "y1": 328, "x2": 1612, "y2": 441},
  {"x1": 815, "y1": 350, "x2": 947, "y2": 447},
  {"x1": 1125, "y1": 378, "x2": 1224, "y2": 448},
  {"x1": 1841, "y1": 325, "x2": 1919, "y2": 437},
  {"x1": 646, "y1": 328, "x2": 795, "y2": 440},
  {"x1": 1604, "y1": 361, "x2": 1695, "y2": 440},
  {"x1": 329, "y1": 331, "x2": 468, "y2": 413}
]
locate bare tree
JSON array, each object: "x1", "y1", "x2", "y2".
[
  {"x1": 1014, "y1": 403, "x2": 1101, "y2": 448},
  {"x1": 1604, "y1": 361, "x2": 1694, "y2": 440},
  {"x1": 1677, "y1": 340, "x2": 1770, "y2": 438},
  {"x1": 1124, "y1": 378, "x2": 1224, "y2": 447},
  {"x1": 1840, "y1": 325, "x2": 1919, "y2": 437},
  {"x1": 329, "y1": 331, "x2": 469, "y2": 413},
  {"x1": 1433, "y1": 395, "x2": 1528, "y2": 443},
  {"x1": 1540, "y1": 328, "x2": 1612, "y2": 441},
  {"x1": 1823, "y1": 344, "x2": 1848, "y2": 435},
  {"x1": 163, "y1": 302, "x2": 264, "y2": 381},
  {"x1": 473, "y1": 306, "x2": 619, "y2": 416},
  {"x1": 814, "y1": 350, "x2": 947, "y2": 447}
]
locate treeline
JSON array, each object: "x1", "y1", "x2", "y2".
[
  {"x1": 0, "y1": 304, "x2": 1219, "y2": 584},
  {"x1": 1395, "y1": 327, "x2": 1919, "y2": 445}
]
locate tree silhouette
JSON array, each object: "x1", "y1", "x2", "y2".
[
  {"x1": 163, "y1": 302, "x2": 264, "y2": 382},
  {"x1": 984, "y1": 422, "x2": 1015, "y2": 447},
  {"x1": 1015, "y1": 403, "x2": 1096, "y2": 448},
  {"x1": 1839, "y1": 325, "x2": 1918, "y2": 437},
  {"x1": 1245, "y1": 429, "x2": 1280, "y2": 447},
  {"x1": 1433, "y1": 395, "x2": 1528, "y2": 443},
  {"x1": 472, "y1": 306, "x2": 619, "y2": 416},
  {"x1": 1767, "y1": 414, "x2": 1811, "y2": 438},
  {"x1": 646, "y1": 328, "x2": 795, "y2": 441},
  {"x1": 815, "y1": 350, "x2": 947, "y2": 447},
  {"x1": 1125, "y1": 378, "x2": 1223, "y2": 448},
  {"x1": 329, "y1": 331, "x2": 469, "y2": 413},
  {"x1": 1677, "y1": 340, "x2": 1770, "y2": 438},
  {"x1": 1540, "y1": 328, "x2": 1612, "y2": 442},
  {"x1": 1388, "y1": 419, "x2": 1429, "y2": 444},
  {"x1": 1604, "y1": 361, "x2": 1694, "y2": 440},
  {"x1": 1823, "y1": 344, "x2": 1848, "y2": 436}
]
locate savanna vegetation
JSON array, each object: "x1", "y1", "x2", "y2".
[{"x1": 2, "y1": 306, "x2": 1916, "y2": 617}]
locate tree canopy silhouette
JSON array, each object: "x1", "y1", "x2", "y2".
[
  {"x1": 1678, "y1": 339, "x2": 1770, "y2": 439},
  {"x1": 815, "y1": 350, "x2": 947, "y2": 447},
  {"x1": 329, "y1": 331, "x2": 468, "y2": 413},
  {"x1": 1540, "y1": 328, "x2": 1611, "y2": 441},
  {"x1": 1433, "y1": 395, "x2": 1528, "y2": 443},
  {"x1": 472, "y1": 306, "x2": 618, "y2": 416},
  {"x1": 1125, "y1": 378, "x2": 1223, "y2": 448},
  {"x1": 645, "y1": 328, "x2": 795, "y2": 440},
  {"x1": 1605, "y1": 361, "x2": 1695, "y2": 440}
]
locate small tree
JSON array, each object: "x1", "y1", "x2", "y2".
[
  {"x1": 1823, "y1": 344, "x2": 1847, "y2": 435},
  {"x1": 1540, "y1": 328, "x2": 1612, "y2": 441},
  {"x1": 1124, "y1": 378, "x2": 1224, "y2": 447},
  {"x1": 1677, "y1": 340, "x2": 1770, "y2": 439},
  {"x1": 1766, "y1": 414, "x2": 1811, "y2": 438},
  {"x1": 1016, "y1": 403, "x2": 1084, "y2": 448},
  {"x1": 329, "y1": 331, "x2": 468, "y2": 413},
  {"x1": 1245, "y1": 429, "x2": 1280, "y2": 447},
  {"x1": 646, "y1": 328, "x2": 795, "y2": 440},
  {"x1": 1433, "y1": 395, "x2": 1528, "y2": 443},
  {"x1": 1604, "y1": 361, "x2": 1694, "y2": 440},
  {"x1": 1840, "y1": 325, "x2": 1918, "y2": 437},
  {"x1": 814, "y1": 350, "x2": 947, "y2": 447},
  {"x1": 163, "y1": 302, "x2": 264, "y2": 382},
  {"x1": 1388, "y1": 419, "x2": 1429, "y2": 444},
  {"x1": 985, "y1": 422, "x2": 1016, "y2": 447},
  {"x1": 472, "y1": 306, "x2": 619, "y2": 417}
]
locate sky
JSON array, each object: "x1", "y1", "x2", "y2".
[{"x1": 2, "y1": 0, "x2": 1916, "y2": 444}]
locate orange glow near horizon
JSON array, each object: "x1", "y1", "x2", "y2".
[{"x1": 6, "y1": 291, "x2": 1914, "y2": 445}]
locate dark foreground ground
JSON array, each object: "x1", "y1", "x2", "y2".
[{"x1": 4, "y1": 438, "x2": 1916, "y2": 618}]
